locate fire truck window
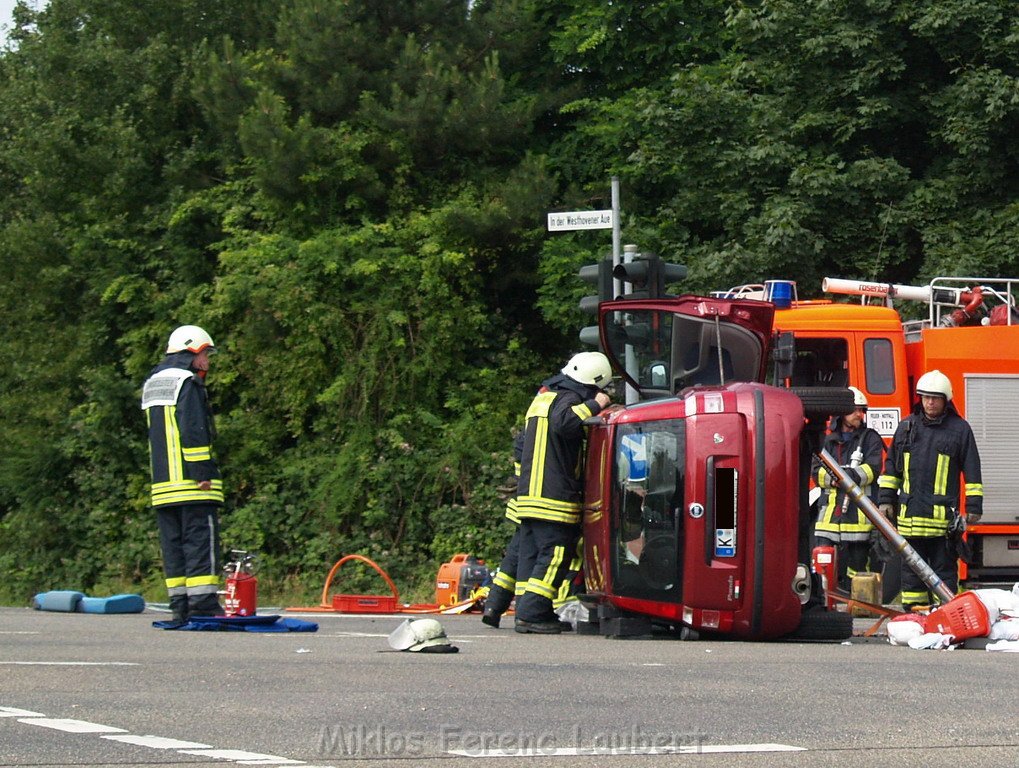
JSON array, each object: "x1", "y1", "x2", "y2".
[
  {"x1": 863, "y1": 338, "x2": 895, "y2": 394},
  {"x1": 612, "y1": 423, "x2": 684, "y2": 602},
  {"x1": 789, "y1": 339, "x2": 849, "y2": 387}
]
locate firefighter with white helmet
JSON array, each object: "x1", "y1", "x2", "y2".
[
  {"x1": 141, "y1": 324, "x2": 224, "y2": 626},
  {"x1": 878, "y1": 369, "x2": 983, "y2": 611},
  {"x1": 512, "y1": 352, "x2": 613, "y2": 634},
  {"x1": 810, "y1": 386, "x2": 885, "y2": 591}
]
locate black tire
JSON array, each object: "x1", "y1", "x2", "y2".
[
  {"x1": 789, "y1": 386, "x2": 855, "y2": 420},
  {"x1": 786, "y1": 609, "x2": 854, "y2": 641}
]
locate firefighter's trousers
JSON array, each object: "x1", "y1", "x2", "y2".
[
  {"x1": 514, "y1": 518, "x2": 578, "y2": 623},
  {"x1": 157, "y1": 504, "x2": 222, "y2": 618},
  {"x1": 900, "y1": 536, "x2": 957, "y2": 609}
]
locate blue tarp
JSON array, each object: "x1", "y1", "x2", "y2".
[{"x1": 152, "y1": 614, "x2": 318, "y2": 632}]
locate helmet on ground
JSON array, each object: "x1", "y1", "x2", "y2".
[
  {"x1": 847, "y1": 386, "x2": 868, "y2": 408},
  {"x1": 166, "y1": 325, "x2": 216, "y2": 355},
  {"x1": 562, "y1": 351, "x2": 612, "y2": 388},
  {"x1": 387, "y1": 618, "x2": 456, "y2": 652},
  {"x1": 915, "y1": 370, "x2": 952, "y2": 401}
]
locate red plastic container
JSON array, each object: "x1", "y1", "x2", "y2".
[
  {"x1": 924, "y1": 592, "x2": 991, "y2": 640},
  {"x1": 332, "y1": 594, "x2": 398, "y2": 613}
]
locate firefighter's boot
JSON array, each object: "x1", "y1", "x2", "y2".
[
  {"x1": 168, "y1": 595, "x2": 190, "y2": 628},
  {"x1": 188, "y1": 593, "x2": 223, "y2": 617},
  {"x1": 481, "y1": 585, "x2": 514, "y2": 628}
]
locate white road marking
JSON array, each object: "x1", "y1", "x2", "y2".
[
  {"x1": 103, "y1": 734, "x2": 212, "y2": 749},
  {"x1": 0, "y1": 707, "x2": 45, "y2": 717},
  {"x1": 18, "y1": 718, "x2": 127, "y2": 734},
  {"x1": 4, "y1": 705, "x2": 308, "y2": 764},
  {"x1": 179, "y1": 748, "x2": 303, "y2": 764},
  {"x1": 0, "y1": 631, "x2": 40, "y2": 635},
  {"x1": 449, "y1": 743, "x2": 806, "y2": 757},
  {"x1": 0, "y1": 661, "x2": 139, "y2": 666}
]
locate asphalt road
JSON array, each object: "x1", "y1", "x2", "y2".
[{"x1": 1, "y1": 605, "x2": 1017, "y2": 768}]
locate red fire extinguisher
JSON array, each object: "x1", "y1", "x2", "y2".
[
  {"x1": 810, "y1": 545, "x2": 839, "y2": 611},
  {"x1": 223, "y1": 550, "x2": 258, "y2": 617}
]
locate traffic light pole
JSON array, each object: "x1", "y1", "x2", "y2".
[
  {"x1": 622, "y1": 243, "x2": 639, "y2": 404},
  {"x1": 611, "y1": 176, "x2": 621, "y2": 297}
]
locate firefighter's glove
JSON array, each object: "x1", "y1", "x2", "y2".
[
  {"x1": 966, "y1": 512, "x2": 982, "y2": 525},
  {"x1": 842, "y1": 466, "x2": 867, "y2": 487},
  {"x1": 869, "y1": 528, "x2": 896, "y2": 563},
  {"x1": 946, "y1": 528, "x2": 973, "y2": 564},
  {"x1": 878, "y1": 503, "x2": 895, "y2": 521},
  {"x1": 947, "y1": 514, "x2": 966, "y2": 538}
]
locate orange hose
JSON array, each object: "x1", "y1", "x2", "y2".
[{"x1": 319, "y1": 554, "x2": 400, "y2": 608}]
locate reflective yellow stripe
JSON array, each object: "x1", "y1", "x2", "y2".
[
  {"x1": 859, "y1": 465, "x2": 876, "y2": 485},
  {"x1": 152, "y1": 478, "x2": 225, "y2": 506},
  {"x1": 493, "y1": 572, "x2": 515, "y2": 591},
  {"x1": 530, "y1": 425, "x2": 547, "y2": 499},
  {"x1": 965, "y1": 482, "x2": 983, "y2": 497},
  {"x1": 902, "y1": 453, "x2": 910, "y2": 494},
  {"x1": 934, "y1": 453, "x2": 949, "y2": 497},
  {"x1": 515, "y1": 496, "x2": 582, "y2": 524},
  {"x1": 878, "y1": 474, "x2": 900, "y2": 490},
  {"x1": 166, "y1": 577, "x2": 186, "y2": 589},
  {"x1": 525, "y1": 578, "x2": 556, "y2": 599},
  {"x1": 897, "y1": 517, "x2": 948, "y2": 536},
  {"x1": 571, "y1": 402, "x2": 593, "y2": 421},
  {"x1": 167, "y1": 406, "x2": 184, "y2": 482},
  {"x1": 186, "y1": 575, "x2": 219, "y2": 588},
  {"x1": 539, "y1": 545, "x2": 565, "y2": 590},
  {"x1": 182, "y1": 445, "x2": 212, "y2": 462}
]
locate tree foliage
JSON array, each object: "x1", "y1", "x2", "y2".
[{"x1": 1, "y1": 0, "x2": 1017, "y2": 602}]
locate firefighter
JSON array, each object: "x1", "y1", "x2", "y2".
[
  {"x1": 810, "y1": 386, "x2": 885, "y2": 591},
  {"x1": 878, "y1": 370, "x2": 983, "y2": 611},
  {"x1": 141, "y1": 325, "x2": 224, "y2": 626},
  {"x1": 513, "y1": 352, "x2": 612, "y2": 634}
]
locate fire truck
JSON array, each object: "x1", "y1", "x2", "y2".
[{"x1": 578, "y1": 275, "x2": 1019, "y2": 640}]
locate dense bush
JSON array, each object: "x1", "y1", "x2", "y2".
[{"x1": 1, "y1": 0, "x2": 1017, "y2": 604}]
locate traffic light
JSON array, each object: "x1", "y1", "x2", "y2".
[
  {"x1": 578, "y1": 257, "x2": 614, "y2": 347},
  {"x1": 613, "y1": 253, "x2": 687, "y2": 299}
]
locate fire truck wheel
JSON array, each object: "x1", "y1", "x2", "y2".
[
  {"x1": 789, "y1": 387, "x2": 855, "y2": 420},
  {"x1": 786, "y1": 608, "x2": 854, "y2": 641}
]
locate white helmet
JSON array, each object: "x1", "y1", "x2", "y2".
[
  {"x1": 847, "y1": 386, "x2": 868, "y2": 408},
  {"x1": 915, "y1": 369, "x2": 952, "y2": 401},
  {"x1": 562, "y1": 351, "x2": 612, "y2": 388},
  {"x1": 387, "y1": 618, "x2": 455, "y2": 652},
  {"x1": 166, "y1": 325, "x2": 216, "y2": 354}
]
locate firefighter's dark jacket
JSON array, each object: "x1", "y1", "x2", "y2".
[
  {"x1": 142, "y1": 352, "x2": 223, "y2": 508},
  {"x1": 811, "y1": 418, "x2": 884, "y2": 541},
  {"x1": 878, "y1": 401, "x2": 983, "y2": 537},
  {"x1": 516, "y1": 375, "x2": 605, "y2": 525}
]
